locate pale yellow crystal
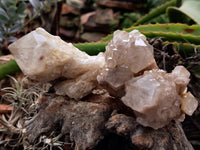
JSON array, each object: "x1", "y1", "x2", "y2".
[{"x1": 181, "y1": 92, "x2": 198, "y2": 116}]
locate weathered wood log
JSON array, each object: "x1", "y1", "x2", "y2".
[
  {"x1": 25, "y1": 93, "x2": 194, "y2": 150},
  {"x1": 106, "y1": 114, "x2": 194, "y2": 150},
  {"x1": 25, "y1": 94, "x2": 112, "y2": 150}
]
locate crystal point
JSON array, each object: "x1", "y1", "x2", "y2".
[
  {"x1": 8, "y1": 27, "x2": 105, "y2": 82},
  {"x1": 122, "y1": 69, "x2": 182, "y2": 129},
  {"x1": 181, "y1": 92, "x2": 198, "y2": 116},
  {"x1": 97, "y1": 30, "x2": 157, "y2": 96}
]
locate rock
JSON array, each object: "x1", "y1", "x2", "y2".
[
  {"x1": 82, "y1": 13, "x2": 111, "y2": 33},
  {"x1": 81, "y1": 12, "x2": 96, "y2": 25},
  {"x1": 95, "y1": 9, "x2": 114, "y2": 25},
  {"x1": 59, "y1": 28, "x2": 76, "y2": 39},
  {"x1": 61, "y1": 3, "x2": 80, "y2": 15},
  {"x1": 54, "y1": 69, "x2": 99, "y2": 99},
  {"x1": 80, "y1": 32, "x2": 106, "y2": 42},
  {"x1": 8, "y1": 28, "x2": 105, "y2": 83},
  {"x1": 97, "y1": 30, "x2": 157, "y2": 97},
  {"x1": 96, "y1": 0, "x2": 146, "y2": 11}
]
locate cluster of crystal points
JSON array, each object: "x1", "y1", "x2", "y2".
[
  {"x1": 9, "y1": 28, "x2": 198, "y2": 129},
  {"x1": 97, "y1": 30, "x2": 157, "y2": 97},
  {"x1": 98, "y1": 30, "x2": 198, "y2": 129}
]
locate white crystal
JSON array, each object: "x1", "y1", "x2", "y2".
[
  {"x1": 171, "y1": 65, "x2": 190, "y2": 94},
  {"x1": 8, "y1": 27, "x2": 105, "y2": 82}
]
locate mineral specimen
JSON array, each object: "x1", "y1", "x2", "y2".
[
  {"x1": 181, "y1": 92, "x2": 198, "y2": 116},
  {"x1": 9, "y1": 28, "x2": 198, "y2": 130},
  {"x1": 120, "y1": 66, "x2": 198, "y2": 129},
  {"x1": 121, "y1": 68, "x2": 182, "y2": 129},
  {"x1": 8, "y1": 28, "x2": 105, "y2": 82},
  {"x1": 8, "y1": 28, "x2": 105, "y2": 99},
  {"x1": 97, "y1": 30, "x2": 157, "y2": 97},
  {"x1": 97, "y1": 30, "x2": 198, "y2": 129}
]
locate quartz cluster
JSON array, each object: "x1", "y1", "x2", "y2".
[
  {"x1": 122, "y1": 66, "x2": 197, "y2": 129},
  {"x1": 97, "y1": 30, "x2": 157, "y2": 97},
  {"x1": 98, "y1": 30, "x2": 198, "y2": 129},
  {"x1": 8, "y1": 28, "x2": 198, "y2": 129}
]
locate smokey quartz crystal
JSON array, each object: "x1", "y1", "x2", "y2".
[
  {"x1": 97, "y1": 30, "x2": 157, "y2": 97},
  {"x1": 98, "y1": 30, "x2": 198, "y2": 129}
]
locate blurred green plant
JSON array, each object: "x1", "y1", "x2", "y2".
[
  {"x1": 120, "y1": 13, "x2": 141, "y2": 29},
  {"x1": 29, "y1": 0, "x2": 59, "y2": 17},
  {"x1": 167, "y1": 0, "x2": 200, "y2": 25},
  {"x1": 0, "y1": 0, "x2": 27, "y2": 46},
  {"x1": 147, "y1": 0, "x2": 171, "y2": 10}
]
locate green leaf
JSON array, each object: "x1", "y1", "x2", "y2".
[
  {"x1": 167, "y1": 0, "x2": 200, "y2": 24},
  {"x1": 29, "y1": 0, "x2": 42, "y2": 10},
  {"x1": 9, "y1": 23, "x2": 22, "y2": 34},
  {"x1": 0, "y1": 8, "x2": 9, "y2": 19},
  {"x1": 0, "y1": 7, "x2": 9, "y2": 21},
  {"x1": 17, "y1": 2, "x2": 26, "y2": 14},
  {"x1": 5, "y1": 0, "x2": 18, "y2": 6},
  {"x1": 0, "y1": 32, "x2": 3, "y2": 41},
  {"x1": 8, "y1": 6, "x2": 17, "y2": 18},
  {"x1": 7, "y1": 36, "x2": 17, "y2": 42},
  {"x1": 133, "y1": 0, "x2": 176, "y2": 26},
  {"x1": 0, "y1": 0, "x2": 7, "y2": 10}
]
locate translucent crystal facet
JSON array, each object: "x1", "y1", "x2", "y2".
[
  {"x1": 8, "y1": 28, "x2": 105, "y2": 100},
  {"x1": 8, "y1": 28, "x2": 105, "y2": 82},
  {"x1": 181, "y1": 92, "x2": 198, "y2": 116},
  {"x1": 122, "y1": 69, "x2": 182, "y2": 129},
  {"x1": 97, "y1": 30, "x2": 157, "y2": 96}
]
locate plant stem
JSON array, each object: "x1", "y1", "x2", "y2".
[
  {"x1": 133, "y1": 0, "x2": 177, "y2": 26},
  {"x1": 0, "y1": 60, "x2": 21, "y2": 80}
]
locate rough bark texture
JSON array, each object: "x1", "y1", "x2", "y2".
[
  {"x1": 25, "y1": 94, "x2": 112, "y2": 150},
  {"x1": 25, "y1": 93, "x2": 194, "y2": 150},
  {"x1": 106, "y1": 114, "x2": 194, "y2": 150}
]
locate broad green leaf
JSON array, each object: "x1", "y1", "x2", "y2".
[
  {"x1": 0, "y1": 24, "x2": 6, "y2": 32},
  {"x1": 17, "y1": 2, "x2": 26, "y2": 14},
  {"x1": 0, "y1": 7, "x2": 8, "y2": 18},
  {"x1": 8, "y1": 6, "x2": 17, "y2": 18},
  {"x1": 167, "y1": 0, "x2": 200, "y2": 24},
  {"x1": 5, "y1": 0, "x2": 18, "y2": 6},
  {"x1": 7, "y1": 36, "x2": 17, "y2": 42},
  {"x1": 29, "y1": 0, "x2": 42, "y2": 10},
  {"x1": 0, "y1": 0, "x2": 7, "y2": 10},
  {"x1": 9, "y1": 23, "x2": 22, "y2": 34},
  {"x1": 0, "y1": 7, "x2": 8, "y2": 23}
]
